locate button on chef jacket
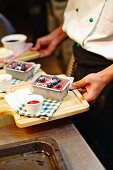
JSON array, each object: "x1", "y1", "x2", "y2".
[{"x1": 63, "y1": 0, "x2": 113, "y2": 61}]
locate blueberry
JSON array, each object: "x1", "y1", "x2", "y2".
[
  {"x1": 52, "y1": 79, "x2": 58, "y2": 85},
  {"x1": 52, "y1": 76, "x2": 58, "y2": 80},
  {"x1": 55, "y1": 83, "x2": 61, "y2": 88},
  {"x1": 15, "y1": 66, "x2": 21, "y2": 70},
  {"x1": 49, "y1": 80, "x2": 55, "y2": 85},
  {"x1": 47, "y1": 82, "x2": 53, "y2": 88},
  {"x1": 57, "y1": 78, "x2": 61, "y2": 83},
  {"x1": 21, "y1": 65, "x2": 26, "y2": 71},
  {"x1": 38, "y1": 76, "x2": 46, "y2": 83},
  {"x1": 52, "y1": 76, "x2": 61, "y2": 83},
  {"x1": 20, "y1": 63, "x2": 25, "y2": 67}
]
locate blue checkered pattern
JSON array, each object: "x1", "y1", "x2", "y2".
[
  {"x1": 15, "y1": 99, "x2": 61, "y2": 119},
  {"x1": 11, "y1": 79, "x2": 21, "y2": 84}
]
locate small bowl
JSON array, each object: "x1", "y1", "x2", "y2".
[
  {"x1": 1, "y1": 34, "x2": 27, "y2": 53},
  {"x1": 0, "y1": 74, "x2": 12, "y2": 89},
  {"x1": 25, "y1": 94, "x2": 44, "y2": 117}
]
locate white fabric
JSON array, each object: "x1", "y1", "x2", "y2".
[{"x1": 63, "y1": 0, "x2": 113, "y2": 60}]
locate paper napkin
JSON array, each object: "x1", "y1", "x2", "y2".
[{"x1": 4, "y1": 88, "x2": 61, "y2": 119}]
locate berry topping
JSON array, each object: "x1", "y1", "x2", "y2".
[
  {"x1": 16, "y1": 66, "x2": 21, "y2": 70},
  {"x1": 33, "y1": 75, "x2": 67, "y2": 91},
  {"x1": 21, "y1": 65, "x2": 26, "y2": 71},
  {"x1": 47, "y1": 82, "x2": 53, "y2": 88},
  {"x1": 55, "y1": 83, "x2": 61, "y2": 88},
  {"x1": 52, "y1": 79, "x2": 58, "y2": 85},
  {"x1": 38, "y1": 76, "x2": 46, "y2": 83},
  {"x1": 52, "y1": 76, "x2": 61, "y2": 83},
  {"x1": 7, "y1": 61, "x2": 31, "y2": 72},
  {"x1": 52, "y1": 76, "x2": 58, "y2": 80}
]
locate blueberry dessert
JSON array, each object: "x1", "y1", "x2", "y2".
[
  {"x1": 34, "y1": 75, "x2": 68, "y2": 91},
  {"x1": 6, "y1": 61, "x2": 31, "y2": 72}
]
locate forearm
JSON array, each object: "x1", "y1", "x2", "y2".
[
  {"x1": 50, "y1": 25, "x2": 68, "y2": 46},
  {"x1": 98, "y1": 64, "x2": 113, "y2": 85}
]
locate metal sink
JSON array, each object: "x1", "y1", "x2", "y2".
[{"x1": 0, "y1": 137, "x2": 67, "y2": 170}]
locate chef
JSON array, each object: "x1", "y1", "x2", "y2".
[{"x1": 31, "y1": 1, "x2": 113, "y2": 169}]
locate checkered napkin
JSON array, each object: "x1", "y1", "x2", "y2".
[
  {"x1": 15, "y1": 99, "x2": 61, "y2": 119},
  {"x1": 10, "y1": 64, "x2": 41, "y2": 85}
]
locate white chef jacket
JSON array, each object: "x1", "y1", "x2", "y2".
[{"x1": 62, "y1": 0, "x2": 113, "y2": 60}]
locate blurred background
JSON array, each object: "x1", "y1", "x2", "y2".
[{"x1": 0, "y1": 0, "x2": 75, "y2": 76}]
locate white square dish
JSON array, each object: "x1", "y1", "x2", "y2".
[
  {"x1": 32, "y1": 75, "x2": 71, "y2": 101},
  {"x1": 4, "y1": 60, "x2": 35, "y2": 81}
]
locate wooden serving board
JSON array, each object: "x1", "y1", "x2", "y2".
[
  {"x1": 0, "y1": 87, "x2": 89, "y2": 128},
  {"x1": 0, "y1": 69, "x2": 89, "y2": 128},
  {"x1": 17, "y1": 49, "x2": 40, "y2": 61}
]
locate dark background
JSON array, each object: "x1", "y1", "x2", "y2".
[
  {"x1": 0, "y1": 0, "x2": 66, "y2": 75},
  {"x1": 0, "y1": 0, "x2": 50, "y2": 43}
]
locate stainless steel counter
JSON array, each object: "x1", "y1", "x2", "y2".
[{"x1": 0, "y1": 113, "x2": 105, "y2": 170}]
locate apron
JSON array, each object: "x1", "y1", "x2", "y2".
[{"x1": 72, "y1": 43, "x2": 113, "y2": 168}]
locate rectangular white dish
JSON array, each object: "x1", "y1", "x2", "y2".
[
  {"x1": 4, "y1": 60, "x2": 35, "y2": 81},
  {"x1": 32, "y1": 75, "x2": 71, "y2": 101}
]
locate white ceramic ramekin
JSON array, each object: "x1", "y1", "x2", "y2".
[{"x1": 0, "y1": 73, "x2": 12, "y2": 89}]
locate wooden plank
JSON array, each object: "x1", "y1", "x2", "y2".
[{"x1": 16, "y1": 49, "x2": 40, "y2": 61}]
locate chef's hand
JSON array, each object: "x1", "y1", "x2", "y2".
[
  {"x1": 70, "y1": 73, "x2": 107, "y2": 103},
  {"x1": 31, "y1": 26, "x2": 68, "y2": 57},
  {"x1": 31, "y1": 34, "x2": 57, "y2": 57}
]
